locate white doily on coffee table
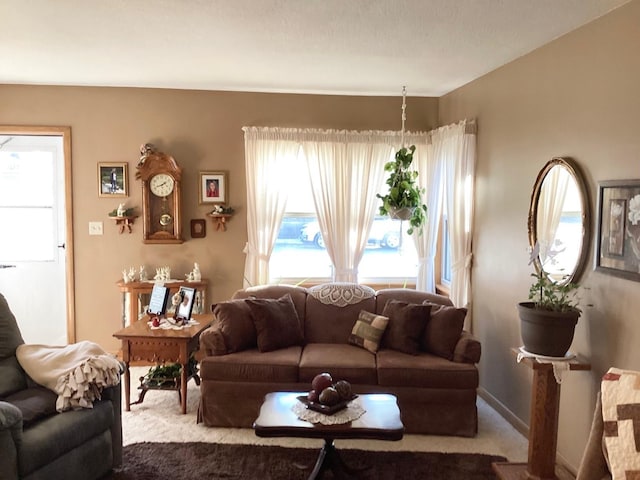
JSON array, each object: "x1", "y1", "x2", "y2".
[{"x1": 292, "y1": 397, "x2": 366, "y2": 425}]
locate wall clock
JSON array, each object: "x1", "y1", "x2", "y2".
[{"x1": 135, "y1": 147, "x2": 184, "y2": 244}]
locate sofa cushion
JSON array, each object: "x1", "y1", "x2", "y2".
[
  {"x1": 299, "y1": 343, "x2": 378, "y2": 385},
  {"x1": 0, "y1": 293, "x2": 25, "y2": 360},
  {"x1": 422, "y1": 302, "x2": 467, "y2": 360},
  {"x1": 348, "y1": 310, "x2": 389, "y2": 354},
  {"x1": 4, "y1": 386, "x2": 57, "y2": 426},
  {"x1": 199, "y1": 346, "x2": 302, "y2": 383},
  {"x1": 0, "y1": 356, "x2": 28, "y2": 397},
  {"x1": 375, "y1": 288, "x2": 453, "y2": 314},
  {"x1": 245, "y1": 294, "x2": 304, "y2": 352},
  {"x1": 377, "y1": 349, "x2": 479, "y2": 389},
  {"x1": 212, "y1": 299, "x2": 257, "y2": 353},
  {"x1": 381, "y1": 300, "x2": 431, "y2": 355},
  {"x1": 305, "y1": 292, "x2": 376, "y2": 344},
  {"x1": 18, "y1": 398, "x2": 114, "y2": 477}
]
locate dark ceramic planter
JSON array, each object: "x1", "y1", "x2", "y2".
[{"x1": 517, "y1": 302, "x2": 579, "y2": 357}]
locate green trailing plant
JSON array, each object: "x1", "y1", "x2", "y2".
[
  {"x1": 376, "y1": 145, "x2": 427, "y2": 235},
  {"x1": 527, "y1": 271, "x2": 581, "y2": 313},
  {"x1": 142, "y1": 356, "x2": 199, "y2": 387}
]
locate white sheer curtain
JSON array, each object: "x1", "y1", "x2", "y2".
[
  {"x1": 412, "y1": 120, "x2": 476, "y2": 314},
  {"x1": 441, "y1": 120, "x2": 476, "y2": 312},
  {"x1": 242, "y1": 127, "x2": 300, "y2": 287},
  {"x1": 301, "y1": 131, "x2": 395, "y2": 282},
  {"x1": 412, "y1": 137, "x2": 443, "y2": 292}
]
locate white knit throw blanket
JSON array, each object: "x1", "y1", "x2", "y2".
[{"x1": 16, "y1": 341, "x2": 122, "y2": 412}]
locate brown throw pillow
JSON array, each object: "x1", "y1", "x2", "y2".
[
  {"x1": 245, "y1": 294, "x2": 304, "y2": 352},
  {"x1": 349, "y1": 310, "x2": 389, "y2": 354},
  {"x1": 422, "y1": 302, "x2": 467, "y2": 360},
  {"x1": 212, "y1": 300, "x2": 257, "y2": 353},
  {"x1": 381, "y1": 300, "x2": 431, "y2": 355}
]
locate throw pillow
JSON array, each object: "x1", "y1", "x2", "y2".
[
  {"x1": 348, "y1": 310, "x2": 389, "y2": 354},
  {"x1": 381, "y1": 300, "x2": 431, "y2": 355},
  {"x1": 212, "y1": 300, "x2": 257, "y2": 353},
  {"x1": 245, "y1": 294, "x2": 304, "y2": 352},
  {"x1": 421, "y1": 302, "x2": 467, "y2": 360}
]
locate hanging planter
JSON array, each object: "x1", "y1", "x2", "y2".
[
  {"x1": 389, "y1": 206, "x2": 414, "y2": 221},
  {"x1": 377, "y1": 144, "x2": 427, "y2": 234},
  {"x1": 376, "y1": 87, "x2": 427, "y2": 235}
]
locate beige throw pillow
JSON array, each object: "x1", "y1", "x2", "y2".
[{"x1": 349, "y1": 310, "x2": 389, "y2": 354}]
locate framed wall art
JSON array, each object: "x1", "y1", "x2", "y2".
[
  {"x1": 595, "y1": 179, "x2": 640, "y2": 282},
  {"x1": 199, "y1": 171, "x2": 227, "y2": 204},
  {"x1": 98, "y1": 162, "x2": 128, "y2": 197}
]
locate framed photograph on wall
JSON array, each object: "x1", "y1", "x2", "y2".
[
  {"x1": 595, "y1": 179, "x2": 640, "y2": 282},
  {"x1": 199, "y1": 171, "x2": 227, "y2": 204},
  {"x1": 98, "y1": 162, "x2": 128, "y2": 197}
]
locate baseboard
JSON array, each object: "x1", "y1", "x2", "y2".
[
  {"x1": 478, "y1": 387, "x2": 529, "y2": 437},
  {"x1": 478, "y1": 387, "x2": 577, "y2": 477}
]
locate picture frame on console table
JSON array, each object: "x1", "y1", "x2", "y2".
[
  {"x1": 175, "y1": 286, "x2": 196, "y2": 321},
  {"x1": 595, "y1": 179, "x2": 640, "y2": 282}
]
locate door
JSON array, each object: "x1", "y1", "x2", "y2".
[{"x1": 0, "y1": 128, "x2": 74, "y2": 345}]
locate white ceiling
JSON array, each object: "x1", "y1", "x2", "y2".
[{"x1": 0, "y1": 0, "x2": 631, "y2": 97}]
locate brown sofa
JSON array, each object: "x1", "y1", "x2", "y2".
[{"x1": 197, "y1": 283, "x2": 481, "y2": 436}]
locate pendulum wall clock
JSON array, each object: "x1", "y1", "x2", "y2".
[{"x1": 136, "y1": 147, "x2": 184, "y2": 244}]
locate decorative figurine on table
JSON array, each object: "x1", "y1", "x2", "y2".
[
  {"x1": 139, "y1": 265, "x2": 148, "y2": 281},
  {"x1": 153, "y1": 266, "x2": 171, "y2": 282},
  {"x1": 192, "y1": 262, "x2": 201, "y2": 282},
  {"x1": 122, "y1": 267, "x2": 136, "y2": 283}
]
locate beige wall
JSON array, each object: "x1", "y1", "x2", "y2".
[
  {"x1": 439, "y1": 0, "x2": 640, "y2": 469},
  {"x1": 0, "y1": 87, "x2": 438, "y2": 352}
]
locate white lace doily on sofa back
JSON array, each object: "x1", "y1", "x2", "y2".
[{"x1": 307, "y1": 283, "x2": 375, "y2": 307}]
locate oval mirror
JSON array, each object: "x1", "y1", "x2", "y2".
[{"x1": 528, "y1": 157, "x2": 591, "y2": 285}]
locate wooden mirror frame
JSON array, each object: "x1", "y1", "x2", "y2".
[{"x1": 528, "y1": 157, "x2": 591, "y2": 285}]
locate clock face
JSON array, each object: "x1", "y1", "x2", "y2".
[{"x1": 149, "y1": 173, "x2": 175, "y2": 197}]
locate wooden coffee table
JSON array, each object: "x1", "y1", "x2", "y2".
[
  {"x1": 113, "y1": 314, "x2": 211, "y2": 414},
  {"x1": 253, "y1": 392, "x2": 404, "y2": 479}
]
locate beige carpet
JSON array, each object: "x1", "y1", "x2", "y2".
[{"x1": 122, "y1": 367, "x2": 528, "y2": 462}]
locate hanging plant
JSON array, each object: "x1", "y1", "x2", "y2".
[{"x1": 376, "y1": 144, "x2": 427, "y2": 235}]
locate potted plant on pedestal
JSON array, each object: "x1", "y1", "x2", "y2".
[
  {"x1": 376, "y1": 144, "x2": 427, "y2": 235},
  {"x1": 518, "y1": 268, "x2": 581, "y2": 358}
]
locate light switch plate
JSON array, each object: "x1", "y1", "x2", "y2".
[{"x1": 89, "y1": 221, "x2": 103, "y2": 235}]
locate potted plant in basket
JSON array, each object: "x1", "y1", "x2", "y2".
[
  {"x1": 376, "y1": 145, "x2": 427, "y2": 235},
  {"x1": 518, "y1": 245, "x2": 582, "y2": 357}
]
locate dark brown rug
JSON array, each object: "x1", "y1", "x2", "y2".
[{"x1": 106, "y1": 442, "x2": 506, "y2": 479}]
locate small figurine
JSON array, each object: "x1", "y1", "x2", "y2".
[
  {"x1": 139, "y1": 265, "x2": 147, "y2": 281},
  {"x1": 116, "y1": 203, "x2": 126, "y2": 217},
  {"x1": 122, "y1": 269, "x2": 130, "y2": 284},
  {"x1": 185, "y1": 272, "x2": 194, "y2": 281},
  {"x1": 138, "y1": 143, "x2": 156, "y2": 166},
  {"x1": 192, "y1": 262, "x2": 201, "y2": 282}
]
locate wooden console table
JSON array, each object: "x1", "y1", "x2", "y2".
[
  {"x1": 116, "y1": 278, "x2": 208, "y2": 325},
  {"x1": 493, "y1": 348, "x2": 590, "y2": 480}
]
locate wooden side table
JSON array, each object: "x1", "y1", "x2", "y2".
[
  {"x1": 113, "y1": 314, "x2": 211, "y2": 414},
  {"x1": 493, "y1": 347, "x2": 590, "y2": 480}
]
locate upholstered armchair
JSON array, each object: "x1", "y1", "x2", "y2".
[{"x1": 0, "y1": 293, "x2": 122, "y2": 480}]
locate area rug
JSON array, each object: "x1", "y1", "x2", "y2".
[{"x1": 107, "y1": 442, "x2": 506, "y2": 479}]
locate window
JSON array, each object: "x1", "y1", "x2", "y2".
[
  {"x1": 0, "y1": 149, "x2": 58, "y2": 262},
  {"x1": 269, "y1": 155, "x2": 419, "y2": 284}
]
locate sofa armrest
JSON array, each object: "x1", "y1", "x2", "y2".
[
  {"x1": 452, "y1": 331, "x2": 481, "y2": 364},
  {"x1": 0, "y1": 401, "x2": 22, "y2": 480},
  {"x1": 199, "y1": 326, "x2": 228, "y2": 356}
]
